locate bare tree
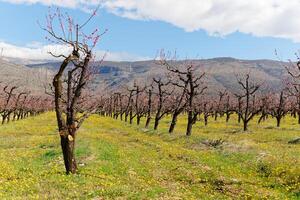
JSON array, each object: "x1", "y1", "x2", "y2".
[
  {"x1": 201, "y1": 97, "x2": 215, "y2": 126},
  {"x1": 0, "y1": 85, "x2": 17, "y2": 124},
  {"x1": 145, "y1": 86, "x2": 153, "y2": 128},
  {"x1": 285, "y1": 80, "x2": 300, "y2": 124},
  {"x1": 223, "y1": 92, "x2": 235, "y2": 123},
  {"x1": 158, "y1": 53, "x2": 207, "y2": 136},
  {"x1": 214, "y1": 89, "x2": 227, "y2": 121},
  {"x1": 124, "y1": 87, "x2": 135, "y2": 123},
  {"x1": 235, "y1": 73, "x2": 262, "y2": 131},
  {"x1": 167, "y1": 88, "x2": 187, "y2": 134},
  {"x1": 42, "y1": 7, "x2": 104, "y2": 174},
  {"x1": 134, "y1": 83, "x2": 146, "y2": 125},
  {"x1": 257, "y1": 94, "x2": 271, "y2": 124},
  {"x1": 282, "y1": 55, "x2": 300, "y2": 125},
  {"x1": 269, "y1": 91, "x2": 289, "y2": 127},
  {"x1": 152, "y1": 77, "x2": 171, "y2": 130}
]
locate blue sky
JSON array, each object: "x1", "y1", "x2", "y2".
[{"x1": 0, "y1": 1, "x2": 299, "y2": 61}]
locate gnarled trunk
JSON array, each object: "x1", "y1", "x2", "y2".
[{"x1": 60, "y1": 130, "x2": 77, "y2": 174}]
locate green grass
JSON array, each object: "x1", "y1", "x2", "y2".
[{"x1": 0, "y1": 112, "x2": 299, "y2": 199}]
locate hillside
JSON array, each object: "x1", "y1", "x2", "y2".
[
  {"x1": 0, "y1": 113, "x2": 298, "y2": 199},
  {"x1": 0, "y1": 58, "x2": 52, "y2": 94},
  {"x1": 0, "y1": 56, "x2": 290, "y2": 94},
  {"x1": 28, "y1": 57, "x2": 289, "y2": 94}
]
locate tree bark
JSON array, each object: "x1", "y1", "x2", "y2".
[
  {"x1": 137, "y1": 116, "x2": 141, "y2": 125},
  {"x1": 204, "y1": 115, "x2": 208, "y2": 126},
  {"x1": 186, "y1": 111, "x2": 193, "y2": 136},
  {"x1": 154, "y1": 116, "x2": 159, "y2": 130},
  {"x1": 226, "y1": 113, "x2": 230, "y2": 122},
  {"x1": 145, "y1": 117, "x2": 151, "y2": 128},
  {"x1": 276, "y1": 117, "x2": 281, "y2": 127},
  {"x1": 243, "y1": 121, "x2": 248, "y2": 131},
  {"x1": 60, "y1": 130, "x2": 77, "y2": 174},
  {"x1": 169, "y1": 113, "x2": 179, "y2": 134}
]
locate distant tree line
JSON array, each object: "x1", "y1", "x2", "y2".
[
  {"x1": 97, "y1": 52, "x2": 300, "y2": 135},
  {"x1": 0, "y1": 83, "x2": 52, "y2": 124}
]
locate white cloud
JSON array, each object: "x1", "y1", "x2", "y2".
[
  {"x1": 2, "y1": 0, "x2": 300, "y2": 42},
  {"x1": 0, "y1": 0, "x2": 99, "y2": 9},
  {"x1": 0, "y1": 41, "x2": 149, "y2": 61},
  {"x1": 102, "y1": 0, "x2": 300, "y2": 42},
  {"x1": 0, "y1": 42, "x2": 71, "y2": 60}
]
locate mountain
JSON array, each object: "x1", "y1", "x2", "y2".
[
  {"x1": 27, "y1": 57, "x2": 289, "y2": 94},
  {"x1": 0, "y1": 56, "x2": 290, "y2": 95},
  {"x1": 0, "y1": 58, "x2": 52, "y2": 94}
]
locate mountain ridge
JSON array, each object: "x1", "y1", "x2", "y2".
[{"x1": 0, "y1": 57, "x2": 290, "y2": 94}]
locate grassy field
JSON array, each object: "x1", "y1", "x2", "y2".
[{"x1": 0, "y1": 113, "x2": 299, "y2": 199}]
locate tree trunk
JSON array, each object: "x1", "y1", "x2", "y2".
[
  {"x1": 226, "y1": 113, "x2": 230, "y2": 122},
  {"x1": 7, "y1": 113, "x2": 11, "y2": 123},
  {"x1": 154, "y1": 117, "x2": 159, "y2": 130},
  {"x1": 145, "y1": 116, "x2": 151, "y2": 128},
  {"x1": 293, "y1": 111, "x2": 296, "y2": 118},
  {"x1": 145, "y1": 89, "x2": 152, "y2": 129},
  {"x1": 258, "y1": 115, "x2": 264, "y2": 124},
  {"x1": 204, "y1": 115, "x2": 208, "y2": 126},
  {"x1": 129, "y1": 111, "x2": 133, "y2": 124},
  {"x1": 137, "y1": 116, "x2": 141, "y2": 125},
  {"x1": 60, "y1": 131, "x2": 77, "y2": 174},
  {"x1": 186, "y1": 111, "x2": 193, "y2": 136},
  {"x1": 243, "y1": 121, "x2": 248, "y2": 131},
  {"x1": 13, "y1": 113, "x2": 16, "y2": 121},
  {"x1": 2, "y1": 115, "x2": 6, "y2": 124},
  {"x1": 276, "y1": 117, "x2": 281, "y2": 127},
  {"x1": 169, "y1": 113, "x2": 179, "y2": 134}
]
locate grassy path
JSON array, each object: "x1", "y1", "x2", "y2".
[{"x1": 0, "y1": 113, "x2": 299, "y2": 199}]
